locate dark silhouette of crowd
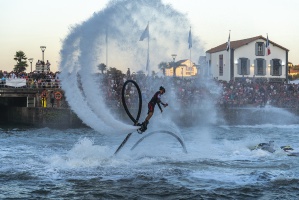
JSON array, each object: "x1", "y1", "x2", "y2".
[
  {"x1": 99, "y1": 71, "x2": 299, "y2": 110},
  {"x1": 1, "y1": 68, "x2": 299, "y2": 109},
  {"x1": 218, "y1": 79, "x2": 299, "y2": 108}
]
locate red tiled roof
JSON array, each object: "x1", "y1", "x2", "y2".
[
  {"x1": 290, "y1": 68, "x2": 299, "y2": 73},
  {"x1": 206, "y1": 35, "x2": 289, "y2": 53}
]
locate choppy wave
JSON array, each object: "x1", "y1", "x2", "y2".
[{"x1": 1, "y1": 125, "x2": 299, "y2": 199}]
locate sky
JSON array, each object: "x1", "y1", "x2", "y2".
[{"x1": 1, "y1": 0, "x2": 299, "y2": 73}]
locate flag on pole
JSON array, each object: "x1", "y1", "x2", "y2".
[
  {"x1": 146, "y1": 54, "x2": 150, "y2": 71},
  {"x1": 226, "y1": 31, "x2": 230, "y2": 51},
  {"x1": 188, "y1": 28, "x2": 192, "y2": 49},
  {"x1": 266, "y1": 34, "x2": 271, "y2": 55},
  {"x1": 139, "y1": 24, "x2": 149, "y2": 41}
]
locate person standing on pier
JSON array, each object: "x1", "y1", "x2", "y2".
[
  {"x1": 41, "y1": 89, "x2": 48, "y2": 107},
  {"x1": 50, "y1": 91, "x2": 55, "y2": 107}
]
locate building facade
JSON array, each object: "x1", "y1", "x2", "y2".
[
  {"x1": 165, "y1": 59, "x2": 198, "y2": 77},
  {"x1": 206, "y1": 35, "x2": 289, "y2": 82}
]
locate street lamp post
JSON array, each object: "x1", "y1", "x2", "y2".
[
  {"x1": 40, "y1": 46, "x2": 46, "y2": 73},
  {"x1": 181, "y1": 67, "x2": 183, "y2": 78},
  {"x1": 171, "y1": 54, "x2": 177, "y2": 77},
  {"x1": 195, "y1": 64, "x2": 200, "y2": 77},
  {"x1": 28, "y1": 58, "x2": 33, "y2": 72}
]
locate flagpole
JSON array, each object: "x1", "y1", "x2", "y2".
[
  {"x1": 228, "y1": 30, "x2": 231, "y2": 80},
  {"x1": 147, "y1": 22, "x2": 150, "y2": 75},
  {"x1": 265, "y1": 33, "x2": 270, "y2": 77},
  {"x1": 266, "y1": 33, "x2": 269, "y2": 77},
  {"x1": 139, "y1": 22, "x2": 150, "y2": 75},
  {"x1": 106, "y1": 26, "x2": 108, "y2": 69},
  {"x1": 207, "y1": 60, "x2": 210, "y2": 78},
  {"x1": 190, "y1": 43, "x2": 192, "y2": 73},
  {"x1": 189, "y1": 27, "x2": 192, "y2": 75}
]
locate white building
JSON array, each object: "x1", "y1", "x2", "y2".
[
  {"x1": 165, "y1": 59, "x2": 198, "y2": 77},
  {"x1": 206, "y1": 35, "x2": 289, "y2": 82}
]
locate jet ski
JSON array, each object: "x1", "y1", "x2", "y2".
[
  {"x1": 250, "y1": 141, "x2": 275, "y2": 153},
  {"x1": 280, "y1": 145, "x2": 299, "y2": 156},
  {"x1": 280, "y1": 145, "x2": 294, "y2": 152}
]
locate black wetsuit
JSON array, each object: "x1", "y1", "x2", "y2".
[{"x1": 148, "y1": 91, "x2": 163, "y2": 114}]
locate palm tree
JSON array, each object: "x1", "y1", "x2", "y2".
[
  {"x1": 13, "y1": 51, "x2": 28, "y2": 73},
  {"x1": 97, "y1": 63, "x2": 107, "y2": 74},
  {"x1": 158, "y1": 62, "x2": 169, "y2": 76}
]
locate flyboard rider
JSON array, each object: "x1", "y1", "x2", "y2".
[{"x1": 138, "y1": 86, "x2": 168, "y2": 133}]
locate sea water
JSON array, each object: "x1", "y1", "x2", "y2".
[
  {"x1": 3, "y1": 0, "x2": 297, "y2": 198},
  {"x1": 1, "y1": 124, "x2": 298, "y2": 199}
]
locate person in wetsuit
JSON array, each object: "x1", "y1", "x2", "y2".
[{"x1": 139, "y1": 86, "x2": 168, "y2": 133}]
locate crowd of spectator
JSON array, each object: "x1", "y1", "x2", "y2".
[
  {"x1": 0, "y1": 70, "x2": 61, "y2": 89},
  {"x1": 100, "y1": 71, "x2": 299, "y2": 110},
  {"x1": 218, "y1": 79, "x2": 299, "y2": 108},
  {"x1": 1, "y1": 68, "x2": 299, "y2": 109}
]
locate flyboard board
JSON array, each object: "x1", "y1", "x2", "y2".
[{"x1": 114, "y1": 80, "x2": 187, "y2": 155}]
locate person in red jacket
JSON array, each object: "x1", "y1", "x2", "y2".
[{"x1": 138, "y1": 86, "x2": 168, "y2": 133}]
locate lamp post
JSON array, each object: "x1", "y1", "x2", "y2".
[
  {"x1": 181, "y1": 67, "x2": 183, "y2": 78},
  {"x1": 28, "y1": 58, "x2": 33, "y2": 73},
  {"x1": 40, "y1": 46, "x2": 46, "y2": 73},
  {"x1": 195, "y1": 64, "x2": 200, "y2": 77},
  {"x1": 171, "y1": 54, "x2": 177, "y2": 77}
]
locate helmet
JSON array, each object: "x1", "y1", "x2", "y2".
[{"x1": 159, "y1": 86, "x2": 165, "y2": 93}]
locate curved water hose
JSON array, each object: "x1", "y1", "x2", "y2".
[
  {"x1": 114, "y1": 80, "x2": 142, "y2": 155},
  {"x1": 121, "y1": 80, "x2": 142, "y2": 125},
  {"x1": 130, "y1": 130, "x2": 188, "y2": 153}
]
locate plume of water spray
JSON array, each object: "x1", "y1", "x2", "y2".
[{"x1": 59, "y1": 0, "x2": 205, "y2": 133}]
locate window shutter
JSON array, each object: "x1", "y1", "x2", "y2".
[
  {"x1": 263, "y1": 59, "x2": 266, "y2": 75},
  {"x1": 237, "y1": 58, "x2": 241, "y2": 75},
  {"x1": 262, "y1": 43, "x2": 265, "y2": 56},
  {"x1": 246, "y1": 59, "x2": 250, "y2": 75},
  {"x1": 279, "y1": 60, "x2": 282, "y2": 76},
  {"x1": 254, "y1": 59, "x2": 257, "y2": 75},
  {"x1": 270, "y1": 60, "x2": 273, "y2": 76},
  {"x1": 255, "y1": 43, "x2": 258, "y2": 56}
]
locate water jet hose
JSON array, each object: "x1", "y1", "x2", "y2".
[
  {"x1": 114, "y1": 80, "x2": 142, "y2": 155},
  {"x1": 121, "y1": 80, "x2": 143, "y2": 125}
]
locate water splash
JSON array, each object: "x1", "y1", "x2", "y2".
[{"x1": 59, "y1": 0, "x2": 204, "y2": 133}]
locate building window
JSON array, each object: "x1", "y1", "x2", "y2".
[
  {"x1": 237, "y1": 58, "x2": 250, "y2": 75},
  {"x1": 270, "y1": 59, "x2": 282, "y2": 76},
  {"x1": 255, "y1": 42, "x2": 265, "y2": 56},
  {"x1": 257, "y1": 60, "x2": 263, "y2": 75},
  {"x1": 219, "y1": 54, "x2": 223, "y2": 76},
  {"x1": 254, "y1": 58, "x2": 266, "y2": 76}
]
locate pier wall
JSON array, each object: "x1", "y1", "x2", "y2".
[
  {"x1": 0, "y1": 107, "x2": 85, "y2": 128},
  {"x1": 1, "y1": 106, "x2": 298, "y2": 129}
]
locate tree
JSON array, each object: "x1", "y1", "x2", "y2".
[
  {"x1": 151, "y1": 70, "x2": 157, "y2": 77},
  {"x1": 158, "y1": 61, "x2": 169, "y2": 76},
  {"x1": 13, "y1": 51, "x2": 28, "y2": 73},
  {"x1": 97, "y1": 63, "x2": 107, "y2": 74},
  {"x1": 135, "y1": 70, "x2": 145, "y2": 79},
  {"x1": 107, "y1": 67, "x2": 123, "y2": 77},
  {"x1": 136, "y1": 70, "x2": 144, "y2": 75}
]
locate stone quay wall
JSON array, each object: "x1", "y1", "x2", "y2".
[
  {"x1": 0, "y1": 107, "x2": 85, "y2": 129},
  {"x1": 1, "y1": 106, "x2": 298, "y2": 129}
]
